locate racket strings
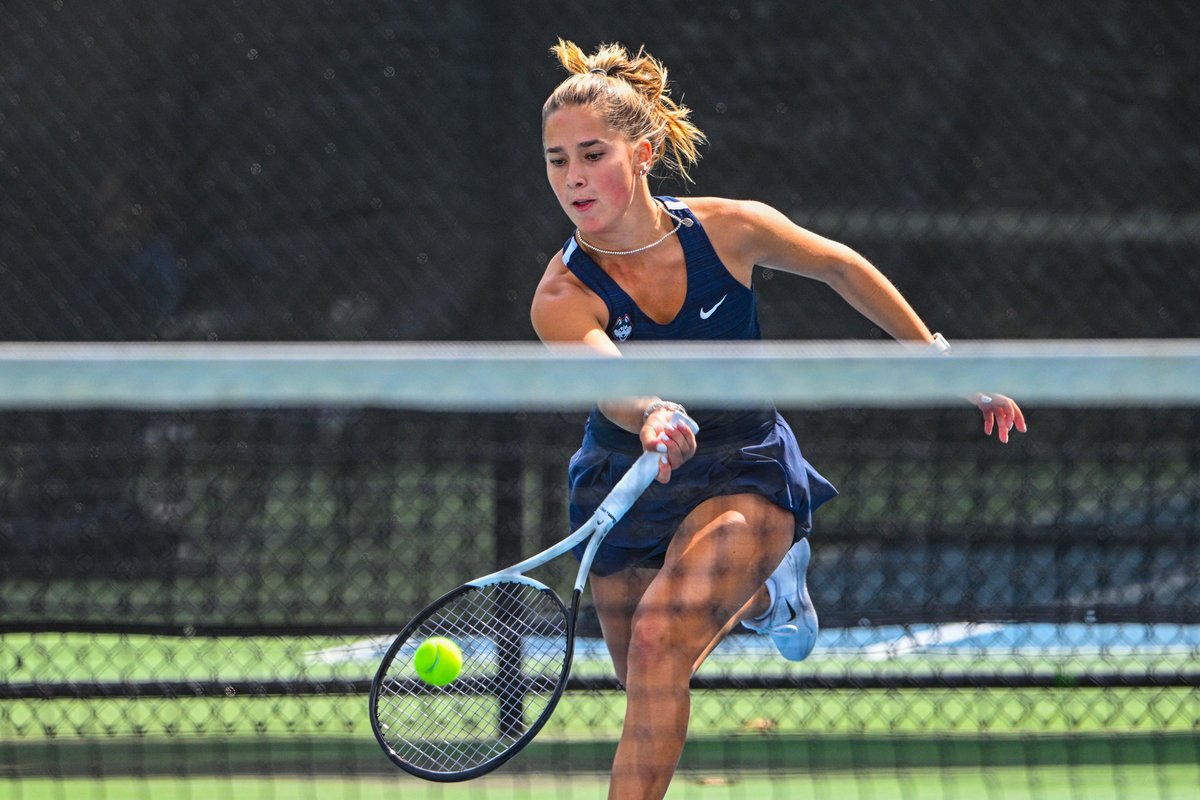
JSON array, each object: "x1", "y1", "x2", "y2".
[{"x1": 373, "y1": 580, "x2": 570, "y2": 775}]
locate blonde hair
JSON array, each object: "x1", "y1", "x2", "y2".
[{"x1": 543, "y1": 39, "x2": 706, "y2": 183}]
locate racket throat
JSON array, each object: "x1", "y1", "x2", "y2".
[{"x1": 560, "y1": 588, "x2": 584, "y2": 679}]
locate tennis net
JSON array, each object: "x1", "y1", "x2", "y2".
[{"x1": 2, "y1": 341, "x2": 1198, "y2": 799}]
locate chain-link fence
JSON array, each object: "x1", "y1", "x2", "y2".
[
  {"x1": 4, "y1": 407, "x2": 1198, "y2": 633},
  {"x1": 2, "y1": 1, "x2": 1197, "y2": 343},
  {"x1": 3, "y1": 1, "x2": 1200, "y2": 795}
]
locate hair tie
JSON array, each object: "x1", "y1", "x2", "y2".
[{"x1": 589, "y1": 67, "x2": 607, "y2": 75}]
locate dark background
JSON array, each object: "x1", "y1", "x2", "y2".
[{"x1": 1, "y1": 1, "x2": 1197, "y2": 343}]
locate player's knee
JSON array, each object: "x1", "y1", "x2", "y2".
[
  {"x1": 711, "y1": 508, "x2": 752, "y2": 536},
  {"x1": 707, "y1": 510, "x2": 756, "y2": 559},
  {"x1": 625, "y1": 614, "x2": 685, "y2": 675}
]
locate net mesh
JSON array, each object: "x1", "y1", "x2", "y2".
[
  {"x1": 2, "y1": 343, "x2": 1198, "y2": 799},
  {"x1": 372, "y1": 581, "x2": 570, "y2": 777}
]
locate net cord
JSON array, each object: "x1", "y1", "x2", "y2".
[{"x1": 2, "y1": 340, "x2": 1198, "y2": 409}]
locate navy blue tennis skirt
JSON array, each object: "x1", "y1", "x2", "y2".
[{"x1": 567, "y1": 409, "x2": 838, "y2": 577}]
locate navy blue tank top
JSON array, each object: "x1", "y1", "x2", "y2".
[
  {"x1": 562, "y1": 197, "x2": 759, "y2": 343},
  {"x1": 562, "y1": 196, "x2": 773, "y2": 450}
]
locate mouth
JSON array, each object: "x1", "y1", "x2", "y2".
[{"x1": 572, "y1": 199, "x2": 596, "y2": 213}]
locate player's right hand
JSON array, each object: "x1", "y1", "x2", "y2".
[{"x1": 641, "y1": 409, "x2": 697, "y2": 483}]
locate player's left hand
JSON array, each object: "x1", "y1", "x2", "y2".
[{"x1": 971, "y1": 393, "x2": 1026, "y2": 444}]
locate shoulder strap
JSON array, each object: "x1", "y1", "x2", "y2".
[{"x1": 560, "y1": 235, "x2": 627, "y2": 310}]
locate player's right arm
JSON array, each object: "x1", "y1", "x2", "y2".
[
  {"x1": 531, "y1": 253, "x2": 695, "y2": 479},
  {"x1": 531, "y1": 253, "x2": 622, "y2": 358}
]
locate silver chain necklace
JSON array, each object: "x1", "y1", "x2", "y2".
[{"x1": 574, "y1": 205, "x2": 692, "y2": 257}]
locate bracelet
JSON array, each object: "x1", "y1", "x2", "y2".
[
  {"x1": 927, "y1": 332, "x2": 951, "y2": 355},
  {"x1": 642, "y1": 400, "x2": 687, "y2": 422}
]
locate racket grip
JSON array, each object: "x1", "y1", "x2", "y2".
[
  {"x1": 596, "y1": 411, "x2": 699, "y2": 526},
  {"x1": 595, "y1": 451, "x2": 659, "y2": 528},
  {"x1": 670, "y1": 410, "x2": 700, "y2": 435}
]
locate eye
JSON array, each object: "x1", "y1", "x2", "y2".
[
  {"x1": 547, "y1": 157, "x2": 566, "y2": 167},
  {"x1": 585, "y1": 151, "x2": 604, "y2": 161}
]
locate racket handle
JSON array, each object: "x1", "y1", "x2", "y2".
[
  {"x1": 670, "y1": 409, "x2": 701, "y2": 435},
  {"x1": 595, "y1": 411, "x2": 699, "y2": 526}
]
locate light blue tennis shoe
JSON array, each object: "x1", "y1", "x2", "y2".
[{"x1": 742, "y1": 537, "x2": 818, "y2": 662}]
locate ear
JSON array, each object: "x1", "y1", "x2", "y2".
[{"x1": 634, "y1": 138, "x2": 654, "y2": 174}]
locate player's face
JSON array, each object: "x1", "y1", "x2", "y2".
[{"x1": 543, "y1": 105, "x2": 643, "y2": 235}]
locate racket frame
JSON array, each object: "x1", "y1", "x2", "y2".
[
  {"x1": 368, "y1": 572, "x2": 575, "y2": 781},
  {"x1": 369, "y1": 413, "x2": 695, "y2": 781}
]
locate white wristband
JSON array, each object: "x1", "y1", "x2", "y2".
[{"x1": 927, "y1": 332, "x2": 951, "y2": 355}]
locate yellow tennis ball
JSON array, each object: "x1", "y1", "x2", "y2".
[{"x1": 413, "y1": 636, "x2": 462, "y2": 686}]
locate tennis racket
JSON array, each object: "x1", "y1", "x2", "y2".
[{"x1": 369, "y1": 411, "x2": 698, "y2": 781}]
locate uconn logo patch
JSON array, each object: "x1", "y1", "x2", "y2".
[{"x1": 611, "y1": 313, "x2": 632, "y2": 341}]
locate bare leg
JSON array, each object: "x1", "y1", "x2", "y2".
[
  {"x1": 689, "y1": 583, "x2": 771, "y2": 672},
  {"x1": 607, "y1": 494, "x2": 793, "y2": 800},
  {"x1": 592, "y1": 559, "x2": 773, "y2": 681},
  {"x1": 591, "y1": 566, "x2": 658, "y2": 685}
]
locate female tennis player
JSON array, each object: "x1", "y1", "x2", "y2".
[{"x1": 531, "y1": 39, "x2": 1026, "y2": 799}]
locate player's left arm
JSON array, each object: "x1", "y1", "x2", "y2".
[{"x1": 719, "y1": 198, "x2": 1026, "y2": 442}]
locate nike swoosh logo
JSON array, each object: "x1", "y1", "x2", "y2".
[
  {"x1": 699, "y1": 295, "x2": 727, "y2": 319},
  {"x1": 784, "y1": 599, "x2": 798, "y2": 623}
]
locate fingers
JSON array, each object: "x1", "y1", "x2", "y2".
[
  {"x1": 977, "y1": 393, "x2": 1027, "y2": 445},
  {"x1": 655, "y1": 419, "x2": 695, "y2": 471},
  {"x1": 1011, "y1": 400, "x2": 1028, "y2": 434},
  {"x1": 643, "y1": 414, "x2": 697, "y2": 483}
]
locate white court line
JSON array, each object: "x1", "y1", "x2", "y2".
[
  {"x1": 860, "y1": 622, "x2": 1005, "y2": 661},
  {"x1": 306, "y1": 636, "x2": 391, "y2": 664}
]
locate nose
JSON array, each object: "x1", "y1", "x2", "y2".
[{"x1": 565, "y1": 162, "x2": 585, "y2": 189}]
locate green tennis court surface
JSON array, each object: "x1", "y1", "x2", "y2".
[
  {"x1": 4, "y1": 627, "x2": 1198, "y2": 799},
  {"x1": 5, "y1": 743, "x2": 1199, "y2": 799},
  {"x1": 6, "y1": 769, "x2": 1200, "y2": 800},
  {"x1": 9, "y1": 621, "x2": 1199, "y2": 684}
]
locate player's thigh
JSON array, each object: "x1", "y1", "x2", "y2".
[
  {"x1": 668, "y1": 493, "x2": 793, "y2": 598},
  {"x1": 636, "y1": 495, "x2": 793, "y2": 648}
]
